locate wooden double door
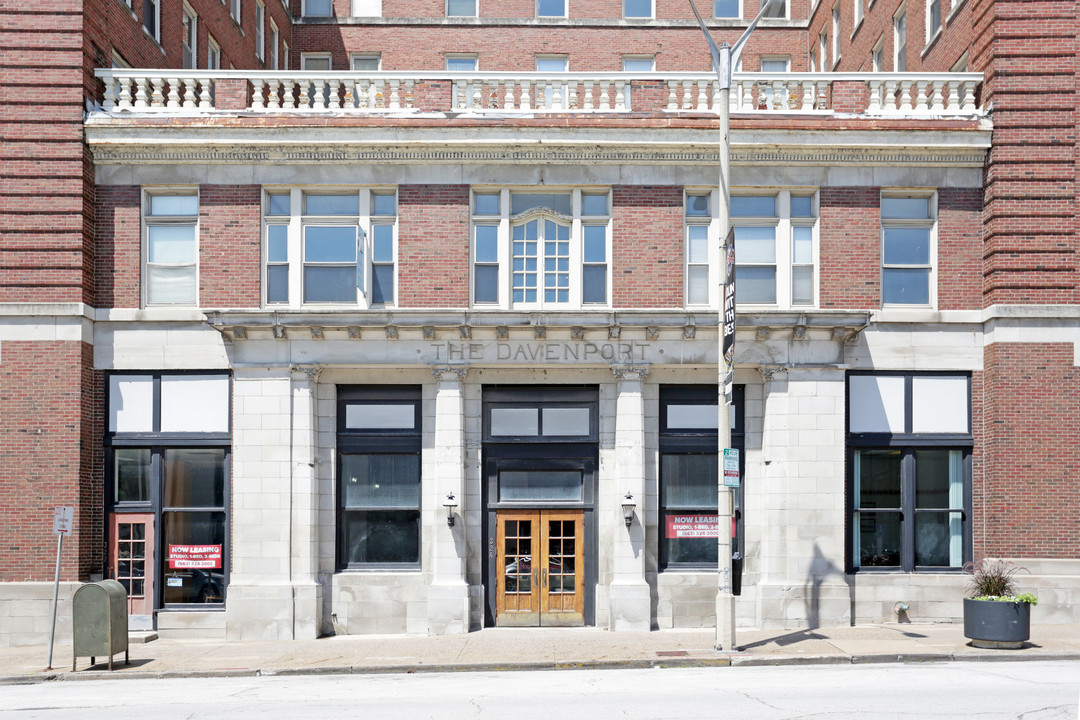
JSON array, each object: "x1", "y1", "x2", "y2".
[{"x1": 496, "y1": 509, "x2": 585, "y2": 627}]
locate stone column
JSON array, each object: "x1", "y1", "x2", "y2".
[
  {"x1": 427, "y1": 365, "x2": 470, "y2": 634},
  {"x1": 608, "y1": 364, "x2": 652, "y2": 631},
  {"x1": 288, "y1": 365, "x2": 323, "y2": 639}
]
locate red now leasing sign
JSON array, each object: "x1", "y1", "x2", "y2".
[
  {"x1": 665, "y1": 514, "x2": 719, "y2": 539},
  {"x1": 168, "y1": 544, "x2": 222, "y2": 569}
]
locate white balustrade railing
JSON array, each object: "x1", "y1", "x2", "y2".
[{"x1": 93, "y1": 70, "x2": 984, "y2": 117}]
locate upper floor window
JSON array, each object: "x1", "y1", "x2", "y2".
[
  {"x1": 871, "y1": 36, "x2": 884, "y2": 71},
  {"x1": 760, "y1": 0, "x2": 786, "y2": 17},
  {"x1": 853, "y1": 0, "x2": 864, "y2": 29},
  {"x1": 731, "y1": 190, "x2": 817, "y2": 308},
  {"x1": 143, "y1": 0, "x2": 160, "y2": 43},
  {"x1": 894, "y1": 8, "x2": 907, "y2": 71},
  {"x1": 684, "y1": 191, "x2": 715, "y2": 306},
  {"x1": 270, "y1": 20, "x2": 279, "y2": 69},
  {"x1": 927, "y1": 0, "x2": 942, "y2": 41},
  {"x1": 304, "y1": 0, "x2": 333, "y2": 16},
  {"x1": 538, "y1": 0, "x2": 566, "y2": 17},
  {"x1": 447, "y1": 0, "x2": 477, "y2": 15},
  {"x1": 819, "y1": 31, "x2": 828, "y2": 71},
  {"x1": 714, "y1": 0, "x2": 739, "y2": 18},
  {"x1": 263, "y1": 189, "x2": 397, "y2": 308},
  {"x1": 624, "y1": 0, "x2": 653, "y2": 18},
  {"x1": 230, "y1": 0, "x2": 241, "y2": 23},
  {"x1": 446, "y1": 54, "x2": 478, "y2": 71},
  {"x1": 208, "y1": 34, "x2": 221, "y2": 69},
  {"x1": 622, "y1": 55, "x2": 655, "y2": 72},
  {"x1": 536, "y1": 55, "x2": 568, "y2": 72},
  {"x1": 144, "y1": 191, "x2": 199, "y2": 306},
  {"x1": 847, "y1": 372, "x2": 972, "y2": 572},
  {"x1": 255, "y1": 2, "x2": 266, "y2": 62},
  {"x1": 471, "y1": 189, "x2": 609, "y2": 309},
  {"x1": 832, "y1": 4, "x2": 841, "y2": 63},
  {"x1": 182, "y1": 5, "x2": 197, "y2": 68},
  {"x1": 881, "y1": 193, "x2": 935, "y2": 306},
  {"x1": 351, "y1": 53, "x2": 382, "y2": 71}
]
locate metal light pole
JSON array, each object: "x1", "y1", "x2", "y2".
[{"x1": 687, "y1": 0, "x2": 779, "y2": 652}]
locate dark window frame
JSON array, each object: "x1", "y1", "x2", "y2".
[
  {"x1": 336, "y1": 385, "x2": 423, "y2": 571},
  {"x1": 104, "y1": 371, "x2": 232, "y2": 610},
  {"x1": 845, "y1": 371, "x2": 973, "y2": 573},
  {"x1": 659, "y1": 385, "x2": 744, "y2": 571}
]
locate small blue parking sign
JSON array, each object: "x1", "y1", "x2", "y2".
[{"x1": 723, "y1": 449, "x2": 740, "y2": 488}]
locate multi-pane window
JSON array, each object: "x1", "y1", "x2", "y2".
[
  {"x1": 447, "y1": 0, "x2": 477, "y2": 15},
  {"x1": 255, "y1": 2, "x2": 266, "y2": 61},
  {"x1": 143, "y1": 0, "x2": 160, "y2": 42},
  {"x1": 847, "y1": 373, "x2": 972, "y2": 572},
  {"x1": 894, "y1": 9, "x2": 907, "y2": 71},
  {"x1": 182, "y1": 5, "x2": 197, "y2": 68},
  {"x1": 624, "y1": 0, "x2": 652, "y2": 17},
  {"x1": 338, "y1": 387, "x2": 422, "y2": 568},
  {"x1": 881, "y1": 194, "x2": 934, "y2": 306},
  {"x1": 731, "y1": 190, "x2": 817, "y2": 308},
  {"x1": 714, "y1": 0, "x2": 739, "y2": 18},
  {"x1": 471, "y1": 189, "x2": 609, "y2": 309},
  {"x1": 538, "y1": 0, "x2": 566, "y2": 17},
  {"x1": 927, "y1": 0, "x2": 941, "y2": 40},
  {"x1": 262, "y1": 189, "x2": 396, "y2": 307},
  {"x1": 659, "y1": 386, "x2": 743, "y2": 570},
  {"x1": 684, "y1": 192, "x2": 713, "y2": 306},
  {"x1": 144, "y1": 192, "x2": 198, "y2": 306}
]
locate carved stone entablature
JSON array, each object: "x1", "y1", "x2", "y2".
[
  {"x1": 611, "y1": 364, "x2": 651, "y2": 382},
  {"x1": 291, "y1": 364, "x2": 322, "y2": 383},
  {"x1": 757, "y1": 365, "x2": 789, "y2": 382},
  {"x1": 431, "y1": 364, "x2": 470, "y2": 382}
]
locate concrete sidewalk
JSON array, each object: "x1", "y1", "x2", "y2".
[{"x1": 2, "y1": 623, "x2": 1078, "y2": 684}]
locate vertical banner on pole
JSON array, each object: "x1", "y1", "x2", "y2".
[{"x1": 722, "y1": 227, "x2": 736, "y2": 405}]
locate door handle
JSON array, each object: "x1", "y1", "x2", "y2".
[{"x1": 542, "y1": 569, "x2": 548, "y2": 588}]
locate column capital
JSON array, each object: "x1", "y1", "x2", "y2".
[
  {"x1": 290, "y1": 364, "x2": 322, "y2": 383},
  {"x1": 611, "y1": 363, "x2": 650, "y2": 382},
  {"x1": 431, "y1": 364, "x2": 470, "y2": 382}
]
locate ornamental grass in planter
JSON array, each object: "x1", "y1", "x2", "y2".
[{"x1": 963, "y1": 559, "x2": 1037, "y2": 649}]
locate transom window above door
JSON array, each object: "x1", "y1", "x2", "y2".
[{"x1": 472, "y1": 189, "x2": 610, "y2": 310}]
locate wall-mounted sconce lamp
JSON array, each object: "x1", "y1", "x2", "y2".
[
  {"x1": 443, "y1": 492, "x2": 459, "y2": 527},
  {"x1": 621, "y1": 492, "x2": 636, "y2": 528}
]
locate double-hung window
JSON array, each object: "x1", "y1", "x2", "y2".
[
  {"x1": 471, "y1": 189, "x2": 610, "y2": 309},
  {"x1": 208, "y1": 35, "x2": 221, "y2": 69},
  {"x1": 230, "y1": 0, "x2": 241, "y2": 24},
  {"x1": 927, "y1": 0, "x2": 942, "y2": 42},
  {"x1": 337, "y1": 387, "x2": 422, "y2": 569},
  {"x1": 269, "y1": 20, "x2": 279, "y2": 69},
  {"x1": 894, "y1": 8, "x2": 907, "y2": 71},
  {"x1": 731, "y1": 190, "x2": 817, "y2": 308},
  {"x1": 447, "y1": 0, "x2": 477, "y2": 16},
  {"x1": 143, "y1": 0, "x2": 160, "y2": 43},
  {"x1": 847, "y1": 372, "x2": 972, "y2": 572},
  {"x1": 144, "y1": 191, "x2": 198, "y2": 306},
  {"x1": 853, "y1": 0, "x2": 864, "y2": 30},
  {"x1": 832, "y1": 4, "x2": 841, "y2": 63},
  {"x1": 182, "y1": 5, "x2": 197, "y2": 68},
  {"x1": 684, "y1": 191, "x2": 715, "y2": 306},
  {"x1": 659, "y1": 385, "x2": 744, "y2": 570},
  {"x1": 881, "y1": 193, "x2": 935, "y2": 306},
  {"x1": 255, "y1": 2, "x2": 266, "y2": 62},
  {"x1": 624, "y1": 0, "x2": 652, "y2": 18},
  {"x1": 263, "y1": 189, "x2": 397, "y2": 308}
]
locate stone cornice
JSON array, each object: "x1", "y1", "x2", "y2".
[{"x1": 87, "y1": 142, "x2": 988, "y2": 168}]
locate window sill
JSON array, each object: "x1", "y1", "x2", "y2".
[
  {"x1": 921, "y1": 27, "x2": 943, "y2": 58},
  {"x1": 946, "y1": 0, "x2": 965, "y2": 23}
]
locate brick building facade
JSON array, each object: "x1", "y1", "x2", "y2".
[{"x1": 0, "y1": 0, "x2": 1077, "y2": 645}]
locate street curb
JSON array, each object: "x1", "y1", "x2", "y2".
[{"x1": 0, "y1": 652, "x2": 1076, "y2": 686}]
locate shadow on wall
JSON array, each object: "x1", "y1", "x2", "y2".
[{"x1": 804, "y1": 542, "x2": 843, "y2": 630}]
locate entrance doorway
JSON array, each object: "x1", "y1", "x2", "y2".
[
  {"x1": 496, "y1": 509, "x2": 584, "y2": 626},
  {"x1": 109, "y1": 513, "x2": 155, "y2": 622}
]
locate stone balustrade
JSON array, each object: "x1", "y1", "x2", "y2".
[{"x1": 93, "y1": 69, "x2": 984, "y2": 117}]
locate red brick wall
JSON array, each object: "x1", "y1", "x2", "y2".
[
  {"x1": 0, "y1": 342, "x2": 102, "y2": 582},
  {"x1": 819, "y1": 187, "x2": 880, "y2": 309},
  {"x1": 974, "y1": 0, "x2": 1079, "y2": 305},
  {"x1": 397, "y1": 184, "x2": 470, "y2": 307},
  {"x1": 611, "y1": 185, "x2": 683, "y2": 308},
  {"x1": 938, "y1": 187, "x2": 982, "y2": 310},
  {"x1": 978, "y1": 344, "x2": 1080, "y2": 558},
  {"x1": 299, "y1": 24, "x2": 810, "y2": 72},
  {"x1": 200, "y1": 185, "x2": 263, "y2": 308},
  {"x1": 94, "y1": 185, "x2": 142, "y2": 308}
]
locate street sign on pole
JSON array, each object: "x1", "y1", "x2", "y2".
[
  {"x1": 723, "y1": 448, "x2": 740, "y2": 488},
  {"x1": 47, "y1": 506, "x2": 73, "y2": 669}
]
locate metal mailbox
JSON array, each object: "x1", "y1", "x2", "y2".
[{"x1": 72, "y1": 579, "x2": 129, "y2": 670}]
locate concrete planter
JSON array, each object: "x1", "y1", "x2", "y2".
[{"x1": 963, "y1": 597, "x2": 1032, "y2": 649}]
